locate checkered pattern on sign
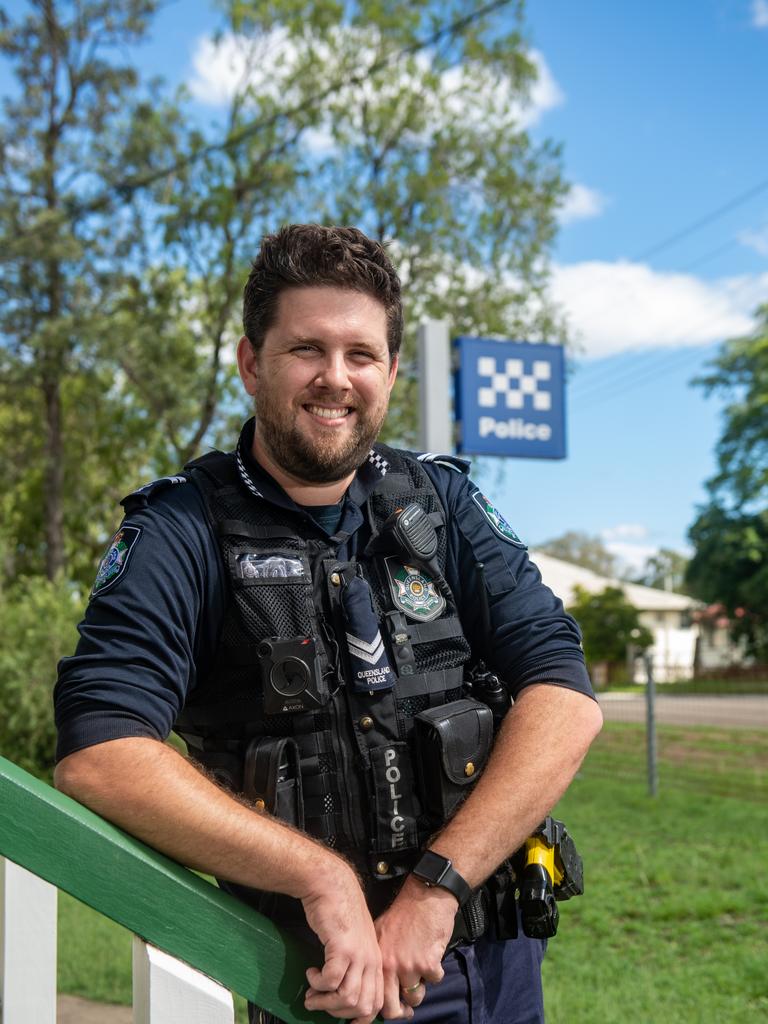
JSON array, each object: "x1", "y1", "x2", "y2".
[{"x1": 476, "y1": 356, "x2": 552, "y2": 411}]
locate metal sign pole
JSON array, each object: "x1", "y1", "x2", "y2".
[
  {"x1": 417, "y1": 319, "x2": 452, "y2": 453},
  {"x1": 644, "y1": 651, "x2": 658, "y2": 797}
]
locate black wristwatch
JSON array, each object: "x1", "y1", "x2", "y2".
[{"x1": 412, "y1": 850, "x2": 472, "y2": 907}]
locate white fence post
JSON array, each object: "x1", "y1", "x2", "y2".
[
  {"x1": 0, "y1": 855, "x2": 58, "y2": 1024},
  {"x1": 132, "y1": 936, "x2": 235, "y2": 1024}
]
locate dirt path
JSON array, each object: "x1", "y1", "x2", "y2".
[{"x1": 58, "y1": 994, "x2": 132, "y2": 1023}]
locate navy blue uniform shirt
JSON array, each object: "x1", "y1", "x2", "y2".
[{"x1": 54, "y1": 420, "x2": 593, "y2": 761}]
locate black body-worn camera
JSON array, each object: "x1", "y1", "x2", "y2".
[{"x1": 258, "y1": 636, "x2": 327, "y2": 715}]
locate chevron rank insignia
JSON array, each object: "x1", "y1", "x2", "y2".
[{"x1": 385, "y1": 558, "x2": 446, "y2": 621}]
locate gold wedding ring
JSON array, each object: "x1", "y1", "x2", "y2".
[{"x1": 401, "y1": 981, "x2": 422, "y2": 993}]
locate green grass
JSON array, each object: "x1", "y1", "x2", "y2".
[
  {"x1": 585, "y1": 721, "x2": 767, "y2": 801},
  {"x1": 544, "y1": 762, "x2": 768, "y2": 1022},
  {"x1": 56, "y1": 724, "x2": 767, "y2": 1022},
  {"x1": 604, "y1": 676, "x2": 768, "y2": 695}
]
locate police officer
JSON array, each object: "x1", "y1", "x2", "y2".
[{"x1": 54, "y1": 224, "x2": 602, "y2": 1024}]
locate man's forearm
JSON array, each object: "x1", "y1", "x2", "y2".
[
  {"x1": 54, "y1": 736, "x2": 342, "y2": 898},
  {"x1": 426, "y1": 683, "x2": 603, "y2": 887},
  {"x1": 56, "y1": 736, "x2": 389, "y2": 1023}
]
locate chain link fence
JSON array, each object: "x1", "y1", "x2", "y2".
[{"x1": 585, "y1": 664, "x2": 768, "y2": 802}]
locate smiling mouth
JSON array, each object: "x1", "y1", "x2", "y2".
[{"x1": 304, "y1": 404, "x2": 352, "y2": 420}]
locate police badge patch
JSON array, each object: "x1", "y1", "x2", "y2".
[
  {"x1": 384, "y1": 558, "x2": 446, "y2": 621},
  {"x1": 471, "y1": 490, "x2": 526, "y2": 547},
  {"x1": 91, "y1": 526, "x2": 142, "y2": 597}
]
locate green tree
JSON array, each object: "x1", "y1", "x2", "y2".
[
  {"x1": 0, "y1": 573, "x2": 83, "y2": 778},
  {"x1": 687, "y1": 305, "x2": 768, "y2": 657},
  {"x1": 537, "y1": 531, "x2": 618, "y2": 578},
  {"x1": 0, "y1": 0, "x2": 169, "y2": 582},
  {"x1": 568, "y1": 585, "x2": 652, "y2": 679},
  {"x1": 634, "y1": 548, "x2": 689, "y2": 593},
  {"x1": 2, "y1": 0, "x2": 568, "y2": 580}
]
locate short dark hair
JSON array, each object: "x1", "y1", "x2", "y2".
[{"x1": 242, "y1": 224, "x2": 403, "y2": 359}]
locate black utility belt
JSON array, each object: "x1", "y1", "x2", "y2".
[{"x1": 450, "y1": 818, "x2": 585, "y2": 946}]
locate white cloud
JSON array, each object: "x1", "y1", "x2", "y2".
[
  {"x1": 752, "y1": 0, "x2": 768, "y2": 28},
  {"x1": 188, "y1": 30, "x2": 293, "y2": 105},
  {"x1": 558, "y1": 183, "x2": 607, "y2": 225},
  {"x1": 739, "y1": 224, "x2": 768, "y2": 255},
  {"x1": 603, "y1": 540, "x2": 659, "y2": 575},
  {"x1": 551, "y1": 261, "x2": 766, "y2": 358},
  {"x1": 527, "y1": 49, "x2": 565, "y2": 125},
  {"x1": 599, "y1": 525, "x2": 655, "y2": 574},
  {"x1": 602, "y1": 524, "x2": 648, "y2": 542},
  {"x1": 187, "y1": 31, "x2": 564, "y2": 134}
]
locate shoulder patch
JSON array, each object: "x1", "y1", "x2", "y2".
[
  {"x1": 121, "y1": 475, "x2": 187, "y2": 509},
  {"x1": 91, "y1": 525, "x2": 142, "y2": 597},
  {"x1": 471, "y1": 490, "x2": 526, "y2": 547},
  {"x1": 416, "y1": 453, "x2": 471, "y2": 474}
]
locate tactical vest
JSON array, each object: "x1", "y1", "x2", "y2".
[{"x1": 175, "y1": 444, "x2": 474, "y2": 896}]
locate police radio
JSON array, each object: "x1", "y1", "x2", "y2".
[
  {"x1": 379, "y1": 503, "x2": 452, "y2": 598},
  {"x1": 257, "y1": 637, "x2": 327, "y2": 715}
]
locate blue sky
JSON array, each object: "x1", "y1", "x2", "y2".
[
  {"x1": 5, "y1": 0, "x2": 767, "y2": 573},
  {"x1": 481, "y1": 0, "x2": 768, "y2": 569}
]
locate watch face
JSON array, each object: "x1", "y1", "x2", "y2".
[{"x1": 416, "y1": 850, "x2": 450, "y2": 883}]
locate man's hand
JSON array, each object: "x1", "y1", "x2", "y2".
[
  {"x1": 301, "y1": 864, "x2": 384, "y2": 1024},
  {"x1": 374, "y1": 876, "x2": 457, "y2": 1019},
  {"x1": 56, "y1": 739, "x2": 386, "y2": 1022}
]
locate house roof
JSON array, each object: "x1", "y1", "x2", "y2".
[{"x1": 529, "y1": 550, "x2": 700, "y2": 612}]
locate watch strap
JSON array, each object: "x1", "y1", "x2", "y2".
[{"x1": 413, "y1": 852, "x2": 472, "y2": 907}]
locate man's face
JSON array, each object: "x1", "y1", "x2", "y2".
[{"x1": 238, "y1": 286, "x2": 398, "y2": 484}]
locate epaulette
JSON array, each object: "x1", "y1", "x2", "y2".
[
  {"x1": 120, "y1": 474, "x2": 188, "y2": 511},
  {"x1": 415, "y1": 452, "x2": 471, "y2": 474}
]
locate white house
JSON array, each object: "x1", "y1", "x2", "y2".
[{"x1": 529, "y1": 550, "x2": 702, "y2": 682}]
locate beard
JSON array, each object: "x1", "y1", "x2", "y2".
[{"x1": 253, "y1": 386, "x2": 389, "y2": 484}]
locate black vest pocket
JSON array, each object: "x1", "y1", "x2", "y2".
[
  {"x1": 414, "y1": 698, "x2": 494, "y2": 821},
  {"x1": 243, "y1": 736, "x2": 305, "y2": 828}
]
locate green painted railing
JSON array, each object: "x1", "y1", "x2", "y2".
[{"x1": 0, "y1": 755, "x2": 327, "y2": 1023}]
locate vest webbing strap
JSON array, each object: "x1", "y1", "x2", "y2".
[
  {"x1": 406, "y1": 616, "x2": 464, "y2": 645},
  {"x1": 305, "y1": 812, "x2": 344, "y2": 838},
  {"x1": 217, "y1": 519, "x2": 301, "y2": 540}
]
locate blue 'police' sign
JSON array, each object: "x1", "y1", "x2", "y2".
[{"x1": 455, "y1": 337, "x2": 566, "y2": 459}]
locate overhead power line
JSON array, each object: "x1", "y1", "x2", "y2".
[{"x1": 632, "y1": 176, "x2": 768, "y2": 264}]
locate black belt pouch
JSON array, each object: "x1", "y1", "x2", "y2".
[
  {"x1": 415, "y1": 698, "x2": 493, "y2": 820},
  {"x1": 243, "y1": 737, "x2": 305, "y2": 829}
]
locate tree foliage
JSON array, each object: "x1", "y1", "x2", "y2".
[
  {"x1": 2, "y1": 0, "x2": 568, "y2": 590},
  {"x1": 687, "y1": 305, "x2": 768, "y2": 658},
  {"x1": 0, "y1": 0, "x2": 168, "y2": 582},
  {"x1": 537, "y1": 530, "x2": 618, "y2": 578},
  {"x1": 633, "y1": 548, "x2": 689, "y2": 594},
  {"x1": 0, "y1": 574, "x2": 83, "y2": 778},
  {"x1": 692, "y1": 304, "x2": 768, "y2": 511},
  {"x1": 568, "y1": 585, "x2": 653, "y2": 670}
]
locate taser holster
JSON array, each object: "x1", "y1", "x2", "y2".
[{"x1": 515, "y1": 816, "x2": 584, "y2": 938}]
